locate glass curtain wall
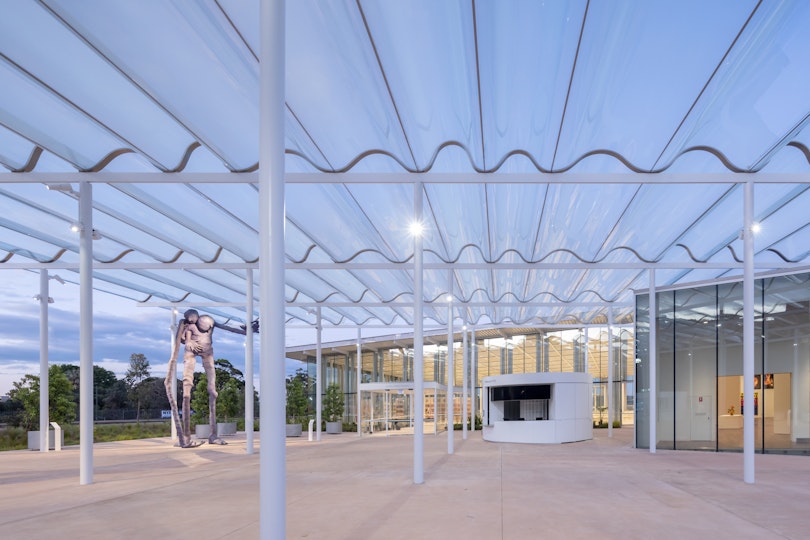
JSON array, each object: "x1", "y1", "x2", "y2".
[
  {"x1": 294, "y1": 326, "x2": 636, "y2": 432},
  {"x1": 636, "y1": 272, "x2": 810, "y2": 455}
]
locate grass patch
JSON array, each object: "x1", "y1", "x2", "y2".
[{"x1": 0, "y1": 421, "x2": 172, "y2": 451}]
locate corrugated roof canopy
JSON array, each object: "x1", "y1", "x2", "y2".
[{"x1": 2, "y1": 0, "x2": 810, "y2": 331}]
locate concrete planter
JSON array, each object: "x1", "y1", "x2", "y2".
[
  {"x1": 27, "y1": 430, "x2": 64, "y2": 450},
  {"x1": 325, "y1": 421, "x2": 343, "y2": 434},
  {"x1": 217, "y1": 422, "x2": 237, "y2": 436},
  {"x1": 285, "y1": 423, "x2": 302, "y2": 437},
  {"x1": 195, "y1": 424, "x2": 212, "y2": 439}
]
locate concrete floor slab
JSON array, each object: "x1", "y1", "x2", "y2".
[{"x1": 1, "y1": 429, "x2": 809, "y2": 539}]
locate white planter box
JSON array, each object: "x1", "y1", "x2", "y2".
[
  {"x1": 217, "y1": 422, "x2": 237, "y2": 436},
  {"x1": 285, "y1": 423, "x2": 302, "y2": 437},
  {"x1": 27, "y1": 430, "x2": 64, "y2": 450},
  {"x1": 195, "y1": 424, "x2": 212, "y2": 439}
]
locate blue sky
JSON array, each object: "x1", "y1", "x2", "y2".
[{"x1": 0, "y1": 269, "x2": 320, "y2": 397}]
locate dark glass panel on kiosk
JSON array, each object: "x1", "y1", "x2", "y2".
[{"x1": 492, "y1": 385, "x2": 551, "y2": 401}]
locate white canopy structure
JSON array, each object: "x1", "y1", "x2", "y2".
[{"x1": 2, "y1": 1, "x2": 809, "y2": 538}]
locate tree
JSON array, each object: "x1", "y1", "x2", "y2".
[
  {"x1": 285, "y1": 369, "x2": 310, "y2": 424},
  {"x1": 8, "y1": 365, "x2": 76, "y2": 430},
  {"x1": 217, "y1": 378, "x2": 241, "y2": 421},
  {"x1": 323, "y1": 383, "x2": 345, "y2": 422},
  {"x1": 125, "y1": 353, "x2": 151, "y2": 422}
]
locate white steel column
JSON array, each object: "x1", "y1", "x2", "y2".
[
  {"x1": 356, "y1": 329, "x2": 362, "y2": 437},
  {"x1": 39, "y1": 270, "x2": 49, "y2": 453},
  {"x1": 315, "y1": 307, "x2": 322, "y2": 442},
  {"x1": 462, "y1": 324, "x2": 468, "y2": 440},
  {"x1": 79, "y1": 182, "x2": 94, "y2": 485},
  {"x1": 584, "y1": 329, "x2": 589, "y2": 373},
  {"x1": 446, "y1": 275, "x2": 454, "y2": 454},
  {"x1": 743, "y1": 180, "x2": 755, "y2": 484},
  {"x1": 245, "y1": 269, "x2": 255, "y2": 454},
  {"x1": 607, "y1": 309, "x2": 614, "y2": 438},
  {"x1": 259, "y1": 0, "x2": 286, "y2": 537},
  {"x1": 413, "y1": 181, "x2": 425, "y2": 484},
  {"x1": 170, "y1": 309, "x2": 178, "y2": 442},
  {"x1": 470, "y1": 326, "x2": 476, "y2": 432},
  {"x1": 649, "y1": 269, "x2": 657, "y2": 454}
]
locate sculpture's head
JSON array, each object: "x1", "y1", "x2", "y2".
[
  {"x1": 197, "y1": 314, "x2": 215, "y2": 332},
  {"x1": 184, "y1": 309, "x2": 199, "y2": 324}
]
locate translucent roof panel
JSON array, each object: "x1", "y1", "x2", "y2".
[{"x1": 2, "y1": 1, "x2": 810, "y2": 330}]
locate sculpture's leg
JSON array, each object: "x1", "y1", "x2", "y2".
[
  {"x1": 182, "y1": 351, "x2": 196, "y2": 443},
  {"x1": 204, "y1": 355, "x2": 226, "y2": 445},
  {"x1": 165, "y1": 322, "x2": 187, "y2": 447}
]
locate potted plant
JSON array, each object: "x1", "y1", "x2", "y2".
[
  {"x1": 323, "y1": 383, "x2": 345, "y2": 434},
  {"x1": 285, "y1": 374, "x2": 308, "y2": 437},
  {"x1": 216, "y1": 378, "x2": 240, "y2": 436}
]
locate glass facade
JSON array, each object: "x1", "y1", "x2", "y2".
[
  {"x1": 291, "y1": 326, "x2": 635, "y2": 429},
  {"x1": 636, "y1": 272, "x2": 810, "y2": 455}
]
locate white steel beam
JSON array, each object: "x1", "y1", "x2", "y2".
[{"x1": 9, "y1": 171, "x2": 810, "y2": 186}]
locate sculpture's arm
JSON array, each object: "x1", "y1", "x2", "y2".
[{"x1": 213, "y1": 319, "x2": 260, "y2": 335}]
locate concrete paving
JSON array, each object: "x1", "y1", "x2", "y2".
[{"x1": 1, "y1": 428, "x2": 810, "y2": 539}]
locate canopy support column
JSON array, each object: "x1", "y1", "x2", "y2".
[
  {"x1": 315, "y1": 307, "x2": 322, "y2": 442},
  {"x1": 413, "y1": 181, "x2": 424, "y2": 484},
  {"x1": 79, "y1": 182, "x2": 94, "y2": 485},
  {"x1": 743, "y1": 180, "x2": 755, "y2": 484},
  {"x1": 170, "y1": 309, "x2": 178, "y2": 443},
  {"x1": 245, "y1": 269, "x2": 255, "y2": 454},
  {"x1": 259, "y1": 0, "x2": 286, "y2": 537},
  {"x1": 649, "y1": 269, "x2": 657, "y2": 454},
  {"x1": 357, "y1": 329, "x2": 362, "y2": 437},
  {"x1": 446, "y1": 272, "x2": 454, "y2": 455},
  {"x1": 462, "y1": 323, "x2": 468, "y2": 440},
  {"x1": 470, "y1": 326, "x2": 476, "y2": 432},
  {"x1": 38, "y1": 270, "x2": 49, "y2": 453},
  {"x1": 608, "y1": 308, "x2": 614, "y2": 438}
]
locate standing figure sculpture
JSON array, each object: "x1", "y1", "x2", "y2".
[
  {"x1": 165, "y1": 309, "x2": 225, "y2": 447},
  {"x1": 165, "y1": 309, "x2": 259, "y2": 448}
]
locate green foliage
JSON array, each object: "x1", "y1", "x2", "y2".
[
  {"x1": 286, "y1": 369, "x2": 309, "y2": 424},
  {"x1": 323, "y1": 383, "x2": 345, "y2": 422},
  {"x1": 7, "y1": 365, "x2": 76, "y2": 430},
  {"x1": 217, "y1": 378, "x2": 241, "y2": 421},
  {"x1": 125, "y1": 353, "x2": 151, "y2": 422},
  {"x1": 190, "y1": 374, "x2": 211, "y2": 425}
]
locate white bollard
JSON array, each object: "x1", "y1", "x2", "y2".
[
  {"x1": 50, "y1": 422, "x2": 62, "y2": 452},
  {"x1": 308, "y1": 419, "x2": 315, "y2": 441}
]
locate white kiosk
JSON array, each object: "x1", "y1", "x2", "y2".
[{"x1": 482, "y1": 372, "x2": 592, "y2": 444}]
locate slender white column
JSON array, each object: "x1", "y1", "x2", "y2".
[
  {"x1": 584, "y1": 329, "x2": 589, "y2": 373},
  {"x1": 608, "y1": 309, "x2": 614, "y2": 438},
  {"x1": 39, "y1": 270, "x2": 49, "y2": 453},
  {"x1": 245, "y1": 270, "x2": 254, "y2": 454},
  {"x1": 356, "y1": 328, "x2": 362, "y2": 437},
  {"x1": 315, "y1": 307, "x2": 322, "y2": 441},
  {"x1": 649, "y1": 269, "x2": 657, "y2": 454},
  {"x1": 79, "y1": 182, "x2": 94, "y2": 485},
  {"x1": 170, "y1": 309, "x2": 178, "y2": 443},
  {"x1": 470, "y1": 326, "x2": 476, "y2": 432},
  {"x1": 743, "y1": 180, "x2": 755, "y2": 484},
  {"x1": 446, "y1": 279, "x2": 454, "y2": 454},
  {"x1": 413, "y1": 181, "x2": 424, "y2": 484},
  {"x1": 259, "y1": 0, "x2": 286, "y2": 537},
  {"x1": 462, "y1": 325, "x2": 468, "y2": 440}
]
